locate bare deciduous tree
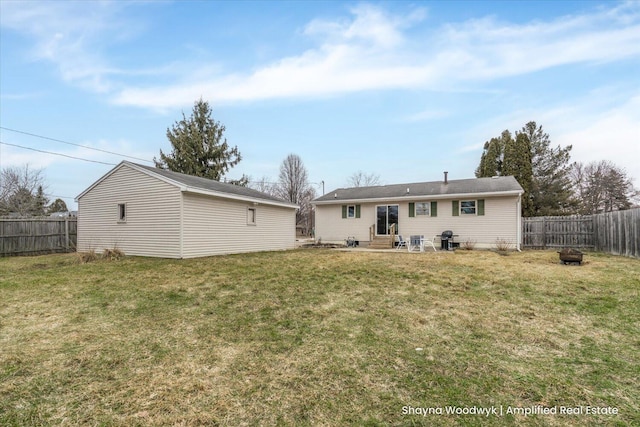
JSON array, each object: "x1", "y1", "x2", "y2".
[
  {"x1": 276, "y1": 154, "x2": 316, "y2": 235},
  {"x1": 348, "y1": 170, "x2": 381, "y2": 187},
  {"x1": 248, "y1": 176, "x2": 278, "y2": 198},
  {"x1": 0, "y1": 165, "x2": 48, "y2": 216},
  {"x1": 572, "y1": 160, "x2": 638, "y2": 214}
]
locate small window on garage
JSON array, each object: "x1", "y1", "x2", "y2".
[
  {"x1": 247, "y1": 207, "x2": 256, "y2": 225},
  {"x1": 118, "y1": 203, "x2": 126, "y2": 223}
]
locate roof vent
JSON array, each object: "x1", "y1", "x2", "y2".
[
  {"x1": 406, "y1": 187, "x2": 410, "y2": 194},
  {"x1": 334, "y1": 193, "x2": 338, "y2": 198},
  {"x1": 444, "y1": 171, "x2": 448, "y2": 184}
]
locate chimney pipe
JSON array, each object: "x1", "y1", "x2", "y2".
[{"x1": 444, "y1": 171, "x2": 448, "y2": 184}]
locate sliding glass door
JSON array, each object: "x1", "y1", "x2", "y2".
[{"x1": 376, "y1": 205, "x2": 399, "y2": 235}]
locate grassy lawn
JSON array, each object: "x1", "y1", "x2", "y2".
[{"x1": 1, "y1": 249, "x2": 638, "y2": 426}]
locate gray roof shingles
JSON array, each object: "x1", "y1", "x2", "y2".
[
  {"x1": 131, "y1": 162, "x2": 293, "y2": 206},
  {"x1": 314, "y1": 176, "x2": 523, "y2": 202}
]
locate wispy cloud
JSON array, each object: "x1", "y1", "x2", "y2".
[
  {"x1": 0, "y1": 1, "x2": 140, "y2": 92},
  {"x1": 111, "y1": 2, "x2": 640, "y2": 109},
  {"x1": 3, "y1": 1, "x2": 640, "y2": 109}
]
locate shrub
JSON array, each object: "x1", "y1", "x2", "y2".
[
  {"x1": 76, "y1": 249, "x2": 98, "y2": 264},
  {"x1": 495, "y1": 238, "x2": 513, "y2": 252},
  {"x1": 461, "y1": 239, "x2": 477, "y2": 250},
  {"x1": 103, "y1": 248, "x2": 125, "y2": 261}
]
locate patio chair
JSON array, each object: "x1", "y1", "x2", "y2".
[
  {"x1": 408, "y1": 235, "x2": 422, "y2": 252},
  {"x1": 396, "y1": 235, "x2": 407, "y2": 250},
  {"x1": 423, "y1": 235, "x2": 437, "y2": 252}
]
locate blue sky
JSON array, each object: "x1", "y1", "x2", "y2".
[{"x1": 1, "y1": 0, "x2": 639, "y2": 210}]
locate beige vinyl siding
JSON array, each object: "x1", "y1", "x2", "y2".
[
  {"x1": 77, "y1": 165, "x2": 182, "y2": 257},
  {"x1": 315, "y1": 203, "x2": 377, "y2": 243},
  {"x1": 316, "y1": 196, "x2": 520, "y2": 248},
  {"x1": 181, "y1": 192, "x2": 295, "y2": 258},
  {"x1": 399, "y1": 196, "x2": 520, "y2": 248}
]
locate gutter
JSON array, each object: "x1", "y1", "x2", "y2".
[
  {"x1": 313, "y1": 190, "x2": 524, "y2": 206},
  {"x1": 182, "y1": 187, "x2": 299, "y2": 210}
]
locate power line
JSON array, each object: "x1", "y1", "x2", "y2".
[
  {"x1": 0, "y1": 126, "x2": 153, "y2": 164},
  {"x1": 0, "y1": 141, "x2": 117, "y2": 165}
]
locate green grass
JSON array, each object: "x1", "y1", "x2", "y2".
[{"x1": 1, "y1": 249, "x2": 638, "y2": 426}]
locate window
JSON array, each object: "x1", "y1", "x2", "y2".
[
  {"x1": 118, "y1": 203, "x2": 126, "y2": 222},
  {"x1": 460, "y1": 200, "x2": 476, "y2": 215},
  {"x1": 247, "y1": 207, "x2": 256, "y2": 225},
  {"x1": 341, "y1": 205, "x2": 361, "y2": 219},
  {"x1": 416, "y1": 202, "x2": 430, "y2": 216},
  {"x1": 409, "y1": 201, "x2": 437, "y2": 217},
  {"x1": 452, "y1": 200, "x2": 484, "y2": 216}
]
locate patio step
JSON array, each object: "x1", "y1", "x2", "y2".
[{"x1": 369, "y1": 236, "x2": 393, "y2": 249}]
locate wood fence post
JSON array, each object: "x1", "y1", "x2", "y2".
[{"x1": 65, "y1": 218, "x2": 69, "y2": 251}]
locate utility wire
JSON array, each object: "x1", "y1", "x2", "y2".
[
  {"x1": 0, "y1": 126, "x2": 153, "y2": 164},
  {"x1": 0, "y1": 141, "x2": 117, "y2": 166}
]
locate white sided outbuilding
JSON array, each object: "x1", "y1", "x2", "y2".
[{"x1": 76, "y1": 161, "x2": 298, "y2": 258}]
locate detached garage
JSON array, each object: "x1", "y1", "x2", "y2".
[{"x1": 76, "y1": 161, "x2": 298, "y2": 258}]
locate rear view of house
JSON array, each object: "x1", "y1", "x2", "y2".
[
  {"x1": 313, "y1": 173, "x2": 524, "y2": 250},
  {"x1": 76, "y1": 161, "x2": 298, "y2": 258}
]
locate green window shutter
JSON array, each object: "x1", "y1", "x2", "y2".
[
  {"x1": 452, "y1": 200, "x2": 459, "y2": 216},
  {"x1": 355, "y1": 205, "x2": 361, "y2": 218},
  {"x1": 431, "y1": 201, "x2": 437, "y2": 217},
  {"x1": 478, "y1": 199, "x2": 485, "y2": 216},
  {"x1": 342, "y1": 205, "x2": 347, "y2": 219},
  {"x1": 409, "y1": 202, "x2": 415, "y2": 217}
]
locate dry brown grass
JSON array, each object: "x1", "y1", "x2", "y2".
[{"x1": 1, "y1": 249, "x2": 638, "y2": 426}]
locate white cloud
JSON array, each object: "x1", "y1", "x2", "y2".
[
  {"x1": 0, "y1": 1, "x2": 140, "y2": 92},
  {"x1": 108, "y1": 2, "x2": 640, "y2": 109},
  {"x1": 3, "y1": 1, "x2": 640, "y2": 112},
  {"x1": 304, "y1": 4, "x2": 426, "y2": 49}
]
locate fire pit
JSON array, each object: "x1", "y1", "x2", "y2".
[{"x1": 558, "y1": 248, "x2": 583, "y2": 265}]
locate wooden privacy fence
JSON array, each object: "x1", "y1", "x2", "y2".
[
  {"x1": 593, "y1": 208, "x2": 640, "y2": 258},
  {"x1": 0, "y1": 218, "x2": 77, "y2": 257},
  {"x1": 523, "y1": 215, "x2": 594, "y2": 249},
  {"x1": 523, "y1": 208, "x2": 640, "y2": 258}
]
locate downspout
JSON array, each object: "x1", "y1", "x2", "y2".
[
  {"x1": 516, "y1": 194, "x2": 522, "y2": 252},
  {"x1": 179, "y1": 188, "x2": 185, "y2": 259}
]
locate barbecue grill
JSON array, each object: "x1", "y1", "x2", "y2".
[{"x1": 441, "y1": 230, "x2": 454, "y2": 250}]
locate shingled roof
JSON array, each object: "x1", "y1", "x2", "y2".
[
  {"x1": 77, "y1": 161, "x2": 297, "y2": 208},
  {"x1": 314, "y1": 176, "x2": 523, "y2": 204}
]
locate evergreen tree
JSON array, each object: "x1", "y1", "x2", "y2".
[
  {"x1": 34, "y1": 186, "x2": 48, "y2": 216},
  {"x1": 503, "y1": 132, "x2": 534, "y2": 216},
  {"x1": 475, "y1": 135, "x2": 504, "y2": 178},
  {"x1": 154, "y1": 98, "x2": 247, "y2": 185},
  {"x1": 522, "y1": 122, "x2": 573, "y2": 216},
  {"x1": 475, "y1": 121, "x2": 574, "y2": 216}
]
